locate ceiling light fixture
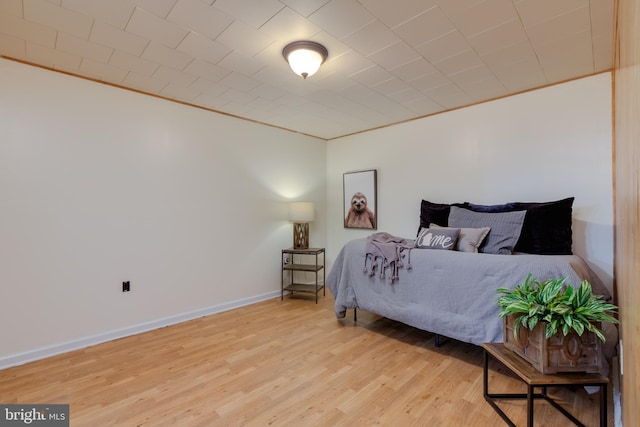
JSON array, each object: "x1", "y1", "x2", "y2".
[{"x1": 282, "y1": 41, "x2": 328, "y2": 79}]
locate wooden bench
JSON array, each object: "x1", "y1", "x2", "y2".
[{"x1": 482, "y1": 342, "x2": 608, "y2": 427}]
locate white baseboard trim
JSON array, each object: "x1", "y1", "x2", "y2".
[
  {"x1": 612, "y1": 355, "x2": 622, "y2": 427},
  {"x1": 0, "y1": 290, "x2": 282, "y2": 370}
]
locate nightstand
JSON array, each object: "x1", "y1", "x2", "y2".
[{"x1": 281, "y1": 247, "x2": 325, "y2": 303}]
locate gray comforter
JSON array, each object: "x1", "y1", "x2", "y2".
[{"x1": 327, "y1": 237, "x2": 611, "y2": 346}]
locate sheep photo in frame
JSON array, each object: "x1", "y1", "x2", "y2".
[{"x1": 343, "y1": 169, "x2": 377, "y2": 229}]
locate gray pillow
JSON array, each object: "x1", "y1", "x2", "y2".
[
  {"x1": 429, "y1": 224, "x2": 490, "y2": 253},
  {"x1": 415, "y1": 227, "x2": 460, "y2": 250},
  {"x1": 448, "y1": 207, "x2": 526, "y2": 255}
]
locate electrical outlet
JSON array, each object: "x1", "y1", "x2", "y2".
[{"x1": 122, "y1": 281, "x2": 130, "y2": 292}]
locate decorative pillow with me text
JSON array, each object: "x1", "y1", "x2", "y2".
[{"x1": 415, "y1": 227, "x2": 460, "y2": 250}]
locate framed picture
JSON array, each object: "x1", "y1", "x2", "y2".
[{"x1": 343, "y1": 169, "x2": 377, "y2": 229}]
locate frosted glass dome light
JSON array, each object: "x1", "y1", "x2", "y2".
[{"x1": 282, "y1": 41, "x2": 328, "y2": 79}]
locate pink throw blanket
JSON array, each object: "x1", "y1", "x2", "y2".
[{"x1": 364, "y1": 232, "x2": 414, "y2": 283}]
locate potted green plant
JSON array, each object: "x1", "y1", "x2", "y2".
[{"x1": 496, "y1": 274, "x2": 618, "y2": 374}]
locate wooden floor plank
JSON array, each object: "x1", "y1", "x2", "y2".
[{"x1": 0, "y1": 295, "x2": 613, "y2": 426}]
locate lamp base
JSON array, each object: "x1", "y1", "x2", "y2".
[{"x1": 293, "y1": 222, "x2": 309, "y2": 249}]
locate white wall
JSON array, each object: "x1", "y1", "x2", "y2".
[
  {"x1": 327, "y1": 73, "x2": 613, "y2": 292},
  {"x1": 0, "y1": 59, "x2": 613, "y2": 366},
  {"x1": 0, "y1": 59, "x2": 326, "y2": 364}
]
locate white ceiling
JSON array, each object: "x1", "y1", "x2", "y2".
[{"x1": 0, "y1": 0, "x2": 614, "y2": 140}]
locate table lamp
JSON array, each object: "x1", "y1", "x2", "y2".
[{"x1": 289, "y1": 202, "x2": 314, "y2": 249}]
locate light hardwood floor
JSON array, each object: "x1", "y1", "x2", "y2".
[{"x1": 1, "y1": 294, "x2": 612, "y2": 426}]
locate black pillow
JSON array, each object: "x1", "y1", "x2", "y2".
[
  {"x1": 514, "y1": 198, "x2": 574, "y2": 255},
  {"x1": 466, "y1": 202, "x2": 518, "y2": 213},
  {"x1": 465, "y1": 197, "x2": 574, "y2": 255},
  {"x1": 419, "y1": 200, "x2": 467, "y2": 235}
]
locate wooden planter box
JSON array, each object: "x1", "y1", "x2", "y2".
[{"x1": 503, "y1": 315, "x2": 602, "y2": 374}]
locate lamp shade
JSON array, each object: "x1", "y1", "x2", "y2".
[
  {"x1": 289, "y1": 202, "x2": 314, "y2": 222},
  {"x1": 282, "y1": 41, "x2": 328, "y2": 79}
]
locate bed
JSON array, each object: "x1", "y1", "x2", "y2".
[
  {"x1": 326, "y1": 198, "x2": 615, "y2": 347},
  {"x1": 326, "y1": 237, "x2": 610, "y2": 346}
]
